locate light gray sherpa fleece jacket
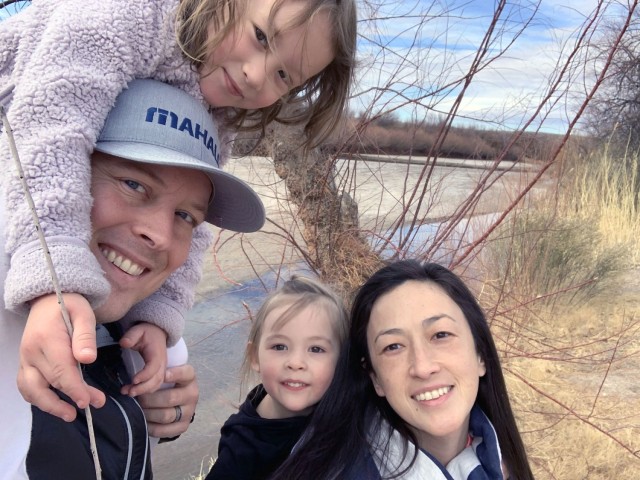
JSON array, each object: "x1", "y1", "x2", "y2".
[{"x1": 0, "y1": 0, "x2": 231, "y2": 345}]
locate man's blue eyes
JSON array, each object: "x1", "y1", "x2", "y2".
[
  {"x1": 124, "y1": 179, "x2": 145, "y2": 193},
  {"x1": 123, "y1": 179, "x2": 197, "y2": 226}
]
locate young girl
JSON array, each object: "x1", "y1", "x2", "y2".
[
  {"x1": 206, "y1": 275, "x2": 348, "y2": 480},
  {"x1": 0, "y1": 0, "x2": 356, "y2": 413}
]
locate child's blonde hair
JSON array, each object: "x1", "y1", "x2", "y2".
[
  {"x1": 241, "y1": 275, "x2": 348, "y2": 384},
  {"x1": 176, "y1": 0, "x2": 357, "y2": 149}
]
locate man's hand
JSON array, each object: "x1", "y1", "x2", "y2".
[
  {"x1": 119, "y1": 322, "x2": 168, "y2": 397},
  {"x1": 17, "y1": 293, "x2": 106, "y2": 422},
  {"x1": 137, "y1": 364, "x2": 199, "y2": 439}
]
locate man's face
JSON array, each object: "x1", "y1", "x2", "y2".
[{"x1": 89, "y1": 153, "x2": 212, "y2": 322}]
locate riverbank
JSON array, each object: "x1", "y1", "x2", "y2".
[
  {"x1": 155, "y1": 153, "x2": 640, "y2": 478},
  {"x1": 193, "y1": 154, "x2": 542, "y2": 297},
  {"x1": 354, "y1": 153, "x2": 539, "y2": 172}
]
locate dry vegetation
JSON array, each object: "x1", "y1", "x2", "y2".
[
  {"x1": 202, "y1": 1, "x2": 640, "y2": 476},
  {"x1": 235, "y1": 115, "x2": 573, "y2": 165},
  {"x1": 479, "y1": 147, "x2": 640, "y2": 478},
  {"x1": 341, "y1": 115, "x2": 567, "y2": 163},
  {"x1": 3, "y1": 0, "x2": 640, "y2": 479}
]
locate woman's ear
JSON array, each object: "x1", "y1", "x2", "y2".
[
  {"x1": 363, "y1": 356, "x2": 386, "y2": 397},
  {"x1": 369, "y1": 371, "x2": 386, "y2": 397},
  {"x1": 477, "y1": 355, "x2": 486, "y2": 377}
]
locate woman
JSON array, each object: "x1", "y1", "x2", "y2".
[{"x1": 271, "y1": 260, "x2": 533, "y2": 479}]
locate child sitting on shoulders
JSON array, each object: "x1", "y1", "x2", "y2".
[{"x1": 1, "y1": 0, "x2": 356, "y2": 416}]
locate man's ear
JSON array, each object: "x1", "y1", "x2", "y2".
[
  {"x1": 369, "y1": 370, "x2": 386, "y2": 397},
  {"x1": 248, "y1": 342, "x2": 260, "y2": 373}
]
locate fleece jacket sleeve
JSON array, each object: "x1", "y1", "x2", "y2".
[{"x1": 1, "y1": 0, "x2": 175, "y2": 314}]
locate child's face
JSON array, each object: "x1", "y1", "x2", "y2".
[
  {"x1": 251, "y1": 302, "x2": 340, "y2": 418},
  {"x1": 199, "y1": 0, "x2": 335, "y2": 109}
]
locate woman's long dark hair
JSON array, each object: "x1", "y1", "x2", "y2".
[{"x1": 271, "y1": 260, "x2": 534, "y2": 480}]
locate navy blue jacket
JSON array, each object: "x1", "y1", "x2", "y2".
[
  {"x1": 206, "y1": 385, "x2": 310, "y2": 480},
  {"x1": 26, "y1": 337, "x2": 152, "y2": 479}
]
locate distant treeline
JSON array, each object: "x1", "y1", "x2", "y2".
[
  {"x1": 234, "y1": 113, "x2": 586, "y2": 163},
  {"x1": 338, "y1": 115, "x2": 573, "y2": 163}
]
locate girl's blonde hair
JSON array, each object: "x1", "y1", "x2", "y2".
[
  {"x1": 241, "y1": 275, "x2": 348, "y2": 385},
  {"x1": 176, "y1": 0, "x2": 357, "y2": 149}
]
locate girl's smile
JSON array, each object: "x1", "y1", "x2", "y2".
[{"x1": 251, "y1": 303, "x2": 340, "y2": 419}]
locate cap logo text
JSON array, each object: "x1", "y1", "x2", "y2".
[{"x1": 145, "y1": 107, "x2": 220, "y2": 166}]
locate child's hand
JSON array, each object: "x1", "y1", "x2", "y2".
[
  {"x1": 119, "y1": 322, "x2": 168, "y2": 397},
  {"x1": 18, "y1": 293, "x2": 106, "y2": 422}
]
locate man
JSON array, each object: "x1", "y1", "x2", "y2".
[{"x1": 0, "y1": 79, "x2": 266, "y2": 478}]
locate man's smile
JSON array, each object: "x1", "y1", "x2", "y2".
[{"x1": 100, "y1": 246, "x2": 145, "y2": 276}]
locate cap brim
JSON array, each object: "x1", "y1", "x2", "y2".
[{"x1": 94, "y1": 141, "x2": 266, "y2": 233}]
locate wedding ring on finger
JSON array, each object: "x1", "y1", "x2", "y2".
[{"x1": 173, "y1": 405, "x2": 183, "y2": 423}]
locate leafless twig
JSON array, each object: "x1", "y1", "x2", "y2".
[{"x1": 0, "y1": 106, "x2": 102, "y2": 479}]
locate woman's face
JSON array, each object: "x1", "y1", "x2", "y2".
[{"x1": 366, "y1": 280, "x2": 486, "y2": 452}]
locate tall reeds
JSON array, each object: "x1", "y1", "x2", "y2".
[{"x1": 484, "y1": 143, "x2": 640, "y2": 478}]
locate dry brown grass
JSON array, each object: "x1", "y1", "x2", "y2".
[
  {"x1": 493, "y1": 287, "x2": 640, "y2": 478},
  {"x1": 337, "y1": 116, "x2": 568, "y2": 163},
  {"x1": 482, "y1": 146, "x2": 640, "y2": 478},
  {"x1": 233, "y1": 114, "x2": 572, "y2": 164}
]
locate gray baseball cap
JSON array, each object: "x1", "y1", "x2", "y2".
[{"x1": 95, "y1": 79, "x2": 265, "y2": 233}]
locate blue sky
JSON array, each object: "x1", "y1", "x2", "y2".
[
  {"x1": 1, "y1": 0, "x2": 627, "y2": 134},
  {"x1": 353, "y1": 0, "x2": 625, "y2": 134},
  {"x1": 0, "y1": 1, "x2": 28, "y2": 20}
]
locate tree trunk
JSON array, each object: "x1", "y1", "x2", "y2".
[{"x1": 264, "y1": 121, "x2": 382, "y2": 299}]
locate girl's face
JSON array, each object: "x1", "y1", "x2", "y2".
[
  {"x1": 366, "y1": 281, "x2": 486, "y2": 454},
  {"x1": 199, "y1": 0, "x2": 335, "y2": 109},
  {"x1": 251, "y1": 302, "x2": 340, "y2": 419}
]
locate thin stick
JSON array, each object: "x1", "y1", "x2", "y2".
[
  {"x1": 0, "y1": 85, "x2": 14, "y2": 105},
  {"x1": 0, "y1": 105, "x2": 102, "y2": 480}
]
